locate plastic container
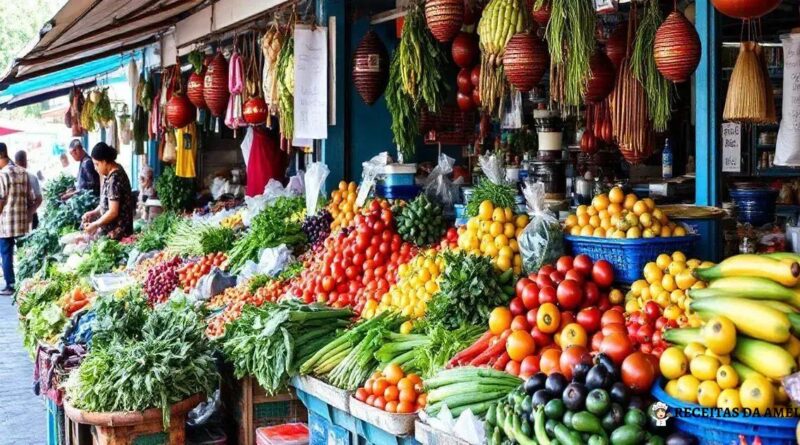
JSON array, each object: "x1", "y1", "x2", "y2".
[
  {"x1": 564, "y1": 235, "x2": 699, "y2": 284},
  {"x1": 652, "y1": 379, "x2": 797, "y2": 445},
  {"x1": 375, "y1": 184, "x2": 420, "y2": 201},
  {"x1": 660, "y1": 205, "x2": 727, "y2": 262},
  {"x1": 256, "y1": 423, "x2": 309, "y2": 445},
  {"x1": 380, "y1": 164, "x2": 417, "y2": 187},
  {"x1": 729, "y1": 186, "x2": 778, "y2": 226}
]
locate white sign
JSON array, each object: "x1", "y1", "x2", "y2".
[
  {"x1": 294, "y1": 25, "x2": 328, "y2": 140},
  {"x1": 722, "y1": 122, "x2": 742, "y2": 173},
  {"x1": 776, "y1": 33, "x2": 800, "y2": 166}
]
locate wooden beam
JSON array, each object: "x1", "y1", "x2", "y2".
[{"x1": 41, "y1": 0, "x2": 105, "y2": 54}]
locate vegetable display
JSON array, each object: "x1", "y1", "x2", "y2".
[
  {"x1": 165, "y1": 220, "x2": 236, "y2": 257},
  {"x1": 396, "y1": 194, "x2": 446, "y2": 247},
  {"x1": 155, "y1": 166, "x2": 194, "y2": 213},
  {"x1": 143, "y1": 256, "x2": 183, "y2": 304},
  {"x1": 75, "y1": 238, "x2": 127, "y2": 276},
  {"x1": 135, "y1": 212, "x2": 180, "y2": 253},
  {"x1": 354, "y1": 363, "x2": 426, "y2": 414},
  {"x1": 424, "y1": 367, "x2": 522, "y2": 417}
]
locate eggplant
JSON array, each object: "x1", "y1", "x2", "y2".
[
  {"x1": 572, "y1": 362, "x2": 591, "y2": 383},
  {"x1": 595, "y1": 353, "x2": 619, "y2": 380},
  {"x1": 546, "y1": 373, "x2": 568, "y2": 395},
  {"x1": 610, "y1": 382, "x2": 630, "y2": 406},
  {"x1": 532, "y1": 389, "x2": 554, "y2": 407},
  {"x1": 562, "y1": 382, "x2": 587, "y2": 411},
  {"x1": 601, "y1": 403, "x2": 624, "y2": 432},
  {"x1": 525, "y1": 372, "x2": 547, "y2": 395},
  {"x1": 585, "y1": 365, "x2": 608, "y2": 391},
  {"x1": 628, "y1": 395, "x2": 646, "y2": 411},
  {"x1": 665, "y1": 432, "x2": 697, "y2": 445}
]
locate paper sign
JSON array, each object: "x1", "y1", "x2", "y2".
[
  {"x1": 294, "y1": 25, "x2": 328, "y2": 140},
  {"x1": 722, "y1": 122, "x2": 742, "y2": 173}
]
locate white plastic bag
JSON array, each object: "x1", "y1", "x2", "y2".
[
  {"x1": 423, "y1": 154, "x2": 460, "y2": 208},
  {"x1": 236, "y1": 244, "x2": 294, "y2": 285},
  {"x1": 210, "y1": 177, "x2": 228, "y2": 200},
  {"x1": 776, "y1": 33, "x2": 800, "y2": 166},
  {"x1": 518, "y1": 181, "x2": 564, "y2": 273},
  {"x1": 240, "y1": 127, "x2": 255, "y2": 168},
  {"x1": 190, "y1": 268, "x2": 238, "y2": 304},
  {"x1": 479, "y1": 152, "x2": 507, "y2": 185},
  {"x1": 356, "y1": 152, "x2": 390, "y2": 207},
  {"x1": 287, "y1": 171, "x2": 305, "y2": 196},
  {"x1": 304, "y1": 162, "x2": 330, "y2": 215}
]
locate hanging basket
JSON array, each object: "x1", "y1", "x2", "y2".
[
  {"x1": 654, "y1": 11, "x2": 702, "y2": 83},
  {"x1": 711, "y1": 0, "x2": 781, "y2": 19},
  {"x1": 352, "y1": 30, "x2": 389, "y2": 105},
  {"x1": 243, "y1": 97, "x2": 268, "y2": 124},
  {"x1": 503, "y1": 32, "x2": 549, "y2": 92},
  {"x1": 166, "y1": 94, "x2": 195, "y2": 129},
  {"x1": 425, "y1": 0, "x2": 464, "y2": 43},
  {"x1": 585, "y1": 50, "x2": 616, "y2": 103},
  {"x1": 187, "y1": 70, "x2": 206, "y2": 109},
  {"x1": 605, "y1": 22, "x2": 628, "y2": 71},
  {"x1": 203, "y1": 52, "x2": 230, "y2": 117}
]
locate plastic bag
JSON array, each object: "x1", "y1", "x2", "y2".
[
  {"x1": 287, "y1": 171, "x2": 305, "y2": 196},
  {"x1": 190, "y1": 268, "x2": 238, "y2": 304},
  {"x1": 210, "y1": 177, "x2": 228, "y2": 200},
  {"x1": 518, "y1": 181, "x2": 564, "y2": 273},
  {"x1": 423, "y1": 154, "x2": 460, "y2": 209},
  {"x1": 240, "y1": 127, "x2": 255, "y2": 168},
  {"x1": 186, "y1": 390, "x2": 223, "y2": 427},
  {"x1": 237, "y1": 244, "x2": 294, "y2": 285},
  {"x1": 304, "y1": 162, "x2": 330, "y2": 215},
  {"x1": 479, "y1": 152, "x2": 507, "y2": 185},
  {"x1": 356, "y1": 152, "x2": 390, "y2": 207}
]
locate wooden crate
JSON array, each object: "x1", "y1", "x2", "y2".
[
  {"x1": 64, "y1": 414, "x2": 92, "y2": 445},
  {"x1": 235, "y1": 376, "x2": 308, "y2": 445}
]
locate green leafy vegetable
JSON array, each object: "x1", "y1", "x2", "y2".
[
  {"x1": 155, "y1": 166, "x2": 194, "y2": 213},
  {"x1": 135, "y1": 212, "x2": 180, "y2": 252},
  {"x1": 465, "y1": 180, "x2": 517, "y2": 218},
  {"x1": 165, "y1": 220, "x2": 236, "y2": 257},
  {"x1": 75, "y1": 238, "x2": 128, "y2": 276},
  {"x1": 376, "y1": 323, "x2": 483, "y2": 378},
  {"x1": 91, "y1": 287, "x2": 149, "y2": 348}
]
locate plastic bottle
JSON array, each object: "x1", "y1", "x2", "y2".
[{"x1": 662, "y1": 138, "x2": 673, "y2": 179}]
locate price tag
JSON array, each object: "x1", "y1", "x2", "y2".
[{"x1": 722, "y1": 122, "x2": 742, "y2": 173}]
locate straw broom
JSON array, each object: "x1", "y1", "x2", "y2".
[
  {"x1": 756, "y1": 43, "x2": 777, "y2": 124},
  {"x1": 723, "y1": 41, "x2": 767, "y2": 123}
]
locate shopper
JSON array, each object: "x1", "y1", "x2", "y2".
[
  {"x1": 81, "y1": 143, "x2": 134, "y2": 240},
  {"x1": 61, "y1": 139, "x2": 100, "y2": 199},
  {"x1": 14, "y1": 150, "x2": 42, "y2": 230},
  {"x1": 0, "y1": 143, "x2": 34, "y2": 295}
]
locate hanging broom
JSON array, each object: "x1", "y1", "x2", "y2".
[
  {"x1": 756, "y1": 43, "x2": 777, "y2": 124},
  {"x1": 723, "y1": 41, "x2": 767, "y2": 123}
]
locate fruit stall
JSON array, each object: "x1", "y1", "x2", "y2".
[{"x1": 4, "y1": 0, "x2": 800, "y2": 445}]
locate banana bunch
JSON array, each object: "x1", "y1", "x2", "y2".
[
  {"x1": 477, "y1": 0, "x2": 528, "y2": 65},
  {"x1": 221, "y1": 213, "x2": 244, "y2": 230}
]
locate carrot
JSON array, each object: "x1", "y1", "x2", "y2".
[
  {"x1": 469, "y1": 335, "x2": 509, "y2": 366},
  {"x1": 449, "y1": 331, "x2": 494, "y2": 365},
  {"x1": 493, "y1": 352, "x2": 511, "y2": 370}
]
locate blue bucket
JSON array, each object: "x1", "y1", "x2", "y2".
[
  {"x1": 729, "y1": 188, "x2": 778, "y2": 226},
  {"x1": 375, "y1": 184, "x2": 420, "y2": 201},
  {"x1": 652, "y1": 379, "x2": 797, "y2": 445},
  {"x1": 564, "y1": 235, "x2": 699, "y2": 284}
]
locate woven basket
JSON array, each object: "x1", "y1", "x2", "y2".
[
  {"x1": 352, "y1": 30, "x2": 389, "y2": 105},
  {"x1": 203, "y1": 52, "x2": 229, "y2": 117},
  {"x1": 503, "y1": 32, "x2": 548, "y2": 92},
  {"x1": 605, "y1": 22, "x2": 628, "y2": 71},
  {"x1": 654, "y1": 11, "x2": 701, "y2": 83},
  {"x1": 425, "y1": 0, "x2": 464, "y2": 43}
]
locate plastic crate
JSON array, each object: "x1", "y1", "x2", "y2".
[
  {"x1": 564, "y1": 235, "x2": 699, "y2": 284},
  {"x1": 234, "y1": 377, "x2": 308, "y2": 445},
  {"x1": 652, "y1": 379, "x2": 797, "y2": 445},
  {"x1": 309, "y1": 412, "x2": 350, "y2": 445},
  {"x1": 47, "y1": 397, "x2": 65, "y2": 445}
]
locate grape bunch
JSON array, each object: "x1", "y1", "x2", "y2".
[
  {"x1": 143, "y1": 256, "x2": 183, "y2": 305},
  {"x1": 302, "y1": 209, "x2": 334, "y2": 247}
]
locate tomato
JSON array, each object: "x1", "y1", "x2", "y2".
[
  {"x1": 535, "y1": 273, "x2": 554, "y2": 289},
  {"x1": 489, "y1": 307, "x2": 513, "y2": 335},
  {"x1": 600, "y1": 332, "x2": 634, "y2": 365},
  {"x1": 322, "y1": 276, "x2": 335, "y2": 292},
  {"x1": 521, "y1": 283, "x2": 540, "y2": 309},
  {"x1": 539, "y1": 265, "x2": 556, "y2": 275},
  {"x1": 549, "y1": 271, "x2": 565, "y2": 285},
  {"x1": 556, "y1": 256, "x2": 573, "y2": 274},
  {"x1": 591, "y1": 260, "x2": 615, "y2": 288},
  {"x1": 505, "y1": 360, "x2": 521, "y2": 376},
  {"x1": 602, "y1": 322, "x2": 627, "y2": 337},
  {"x1": 582, "y1": 282, "x2": 600, "y2": 306},
  {"x1": 560, "y1": 323, "x2": 588, "y2": 348},
  {"x1": 511, "y1": 315, "x2": 530, "y2": 332},
  {"x1": 536, "y1": 303, "x2": 561, "y2": 334},
  {"x1": 526, "y1": 308, "x2": 539, "y2": 327},
  {"x1": 572, "y1": 254, "x2": 593, "y2": 276},
  {"x1": 539, "y1": 348, "x2": 562, "y2": 375},
  {"x1": 560, "y1": 345, "x2": 591, "y2": 380},
  {"x1": 601, "y1": 309, "x2": 625, "y2": 326},
  {"x1": 556, "y1": 279, "x2": 583, "y2": 310},
  {"x1": 636, "y1": 324, "x2": 655, "y2": 344},
  {"x1": 520, "y1": 355, "x2": 540, "y2": 378},
  {"x1": 345, "y1": 266, "x2": 359, "y2": 280},
  {"x1": 506, "y1": 330, "x2": 536, "y2": 361},
  {"x1": 516, "y1": 277, "x2": 532, "y2": 298},
  {"x1": 355, "y1": 388, "x2": 369, "y2": 401},
  {"x1": 644, "y1": 301, "x2": 661, "y2": 322},
  {"x1": 564, "y1": 269, "x2": 584, "y2": 284},
  {"x1": 509, "y1": 297, "x2": 526, "y2": 316},
  {"x1": 530, "y1": 326, "x2": 552, "y2": 348},
  {"x1": 538, "y1": 286, "x2": 557, "y2": 305},
  {"x1": 652, "y1": 329, "x2": 663, "y2": 346},
  {"x1": 577, "y1": 307, "x2": 602, "y2": 333},
  {"x1": 655, "y1": 316, "x2": 669, "y2": 331},
  {"x1": 621, "y1": 352, "x2": 656, "y2": 394},
  {"x1": 591, "y1": 331, "x2": 604, "y2": 351}
]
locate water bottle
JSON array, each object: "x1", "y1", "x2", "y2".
[{"x1": 662, "y1": 138, "x2": 673, "y2": 179}]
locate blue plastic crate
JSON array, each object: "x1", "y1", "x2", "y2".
[
  {"x1": 310, "y1": 412, "x2": 350, "y2": 445},
  {"x1": 564, "y1": 235, "x2": 699, "y2": 284},
  {"x1": 652, "y1": 379, "x2": 797, "y2": 445},
  {"x1": 46, "y1": 398, "x2": 64, "y2": 445}
]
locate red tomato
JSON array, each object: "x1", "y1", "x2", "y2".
[
  {"x1": 600, "y1": 332, "x2": 634, "y2": 365},
  {"x1": 549, "y1": 271, "x2": 565, "y2": 286},
  {"x1": 655, "y1": 316, "x2": 669, "y2": 331},
  {"x1": 345, "y1": 266, "x2": 359, "y2": 280},
  {"x1": 520, "y1": 355, "x2": 540, "y2": 378},
  {"x1": 591, "y1": 331, "x2": 604, "y2": 351},
  {"x1": 521, "y1": 283, "x2": 540, "y2": 309},
  {"x1": 652, "y1": 329, "x2": 663, "y2": 346},
  {"x1": 636, "y1": 324, "x2": 655, "y2": 344},
  {"x1": 598, "y1": 294, "x2": 612, "y2": 312},
  {"x1": 559, "y1": 345, "x2": 591, "y2": 380},
  {"x1": 509, "y1": 297, "x2": 526, "y2": 316},
  {"x1": 538, "y1": 286, "x2": 557, "y2": 305},
  {"x1": 539, "y1": 265, "x2": 556, "y2": 276},
  {"x1": 573, "y1": 254, "x2": 593, "y2": 276},
  {"x1": 577, "y1": 307, "x2": 602, "y2": 333},
  {"x1": 556, "y1": 256, "x2": 573, "y2": 274},
  {"x1": 643, "y1": 301, "x2": 661, "y2": 322},
  {"x1": 322, "y1": 276, "x2": 335, "y2": 292},
  {"x1": 602, "y1": 322, "x2": 627, "y2": 337},
  {"x1": 601, "y1": 309, "x2": 625, "y2": 326},
  {"x1": 516, "y1": 277, "x2": 532, "y2": 298},
  {"x1": 582, "y1": 282, "x2": 600, "y2": 306},
  {"x1": 511, "y1": 315, "x2": 530, "y2": 331},
  {"x1": 530, "y1": 326, "x2": 553, "y2": 348},
  {"x1": 556, "y1": 279, "x2": 583, "y2": 310},
  {"x1": 621, "y1": 352, "x2": 656, "y2": 394},
  {"x1": 536, "y1": 273, "x2": 554, "y2": 289},
  {"x1": 526, "y1": 308, "x2": 539, "y2": 327},
  {"x1": 505, "y1": 360, "x2": 521, "y2": 376},
  {"x1": 559, "y1": 311, "x2": 575, "y2": 331},
  {"x1": 564, "y1": 269, "x2": 584, "y2": 284},
  {"x1": 591, "y1": 260, "x2": 615, "y2": 288}
]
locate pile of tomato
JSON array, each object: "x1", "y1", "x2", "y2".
[
  {"x1": 354, "y1": 363, "x2": 426, "y2": 414},
  {"x1": 288, "y1": 200, "x2": 417, "y2": 314},
  {"x1": 178, "y1": 252, "x2": 228, "y2": 292}
]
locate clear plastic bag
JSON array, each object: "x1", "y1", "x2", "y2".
[
  {"x1": 304, "y1": 162, "x2": 330, "y2": 215},
  {"x1": 236, "y1": 244, "x2": 294, "y2": 285},
  {"x1": 518, "y1": 181, "x2": 564, "y2": 273},
  {"x1": 479, "y1": 152, "x2": 507, "y2": 185},
  {"x1": 190, "y1": 268, "x2": 238, "y2": 304},
  {"x1": 356, "y1": 152, "x2": 390, "y2": 207},
  {"x1": 423, "y1": 154, "x2": 460, "y2": 209}
]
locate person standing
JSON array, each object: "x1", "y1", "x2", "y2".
[
  {"x1": 61, "y1": 139, "x2": 100, "y2": 200},
  {"x1": 81, "y1": 143, "x2": 134, "y2": 240},
  {"x1": 0, "y1": 143, "x2": 34, "y2": 295},
  {"x1": 14, "y1": 150, "x2": 42, "y2": 230}
]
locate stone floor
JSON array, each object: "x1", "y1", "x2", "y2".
[{"x1": 0, "y1": 294, "x2": 47, "y2": 445}]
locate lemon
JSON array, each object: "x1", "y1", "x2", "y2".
[
  {"x1": 660, "y1": 347, "x2": 689, "y2": 379},
  {"x1": 581, "y1": 225, "x2": 594, "y2": 236},
  {"x1": 673, "y1": 226, "x2": 688, "y2": 236},
  {"x1": 665, "y1": 379, "x2": 680, "y2": 398},
  {"x1": 686, "y1": 258, "x2": 702, "y2": 269},
  {"x1": 489, "y1": 221, "x2": 503, "y2": 237},
  {"x1": 626, "y1": 227, "x2": 642, "y2": 238},
  {"x1": 633, "y1": 200, "x2": 649, "y2": 216},
  {"x1": 609, "y1": 187, "x2": 625, "y2": 204},
  {"x1": 698, "y1": 380, "x2": 722, "y2": 407},
  {"x1": 576, "y1": 205, "x2": 588, "y2": 216},
  {"x1": 653, "y1": 208, "x2": 667, "y2": 224},
  {"x1": 492, "y1": 207, "x2": 507, "y2": 223},
  {"x1": 690, "y1": 354, "x2": 721, "y2": 381},
  {"x1": 639, "y1": 212, "x2": 653, "y2": 228},
  {"x1": 593, "y1": 227, "x2": 606, "y2": 237},
  {"x1": 589, "y1": 215, "x2": 601, "y2": 228},
  {"x1": 630, "y1": 279, "x2": 648, "y2": 296},
  {"x1": 570, "y1": 226, "x2": 581, "y2": 236},
  {"x1": 716, "y1": 365, "x2": 739, "y2": 389},
  {"x1": 675, "y1": 270, "x2": 697, "y2": 290},
  {"x1": 611, "y1": 230, "x2": 626, "y2": 239},
  {"x1": 496, "y1": 256, "x2": 512, "y2": 271},
  {"x1": 504, "y1": 207, "x2": 514, "y2": 222},
  {"x1": 702, "y1": 316, "x2": 736, "y2": 355},
  {"x1": 609, "y1": 289, "x2": 624, "y2": 304},
  {"x1": 504, "y1": 223, "x2": 516, "y2": 238},
  {"x1": 498, "y1": 246, "x2": 514, "y2": 258},
  {"x1": 667, "y1": 261, "x2": 687, "y2": 276},
  {"x1": 739, "y1": 376, "x2": 774, "y2": 413},
  {"x1": 660, "y1": 226, "x2": 673, "y2": 237},
  {"x1": 478, "y1": 201, "x2": 494, "y2": 220},
  {"x1": 515, "y1": 214, "x2": 529, "y2": 228},
  {"x1": 684, "y1": 342, "x2": 706, "y2": 361},
  {"x1": 643, "y1": 262, "x2": 664, "y2": 284},
  {"x1": 676, "y1": 375, "x2": 701, "y2": 403},
  {"x1": 624, "y1": 193, "x2": 638, "y2": 210},
  {"x1": 661, "y1": 274, "x2": 677, "y2": 292},
  {"x1": 642, "y1": 229, "x2": 655, "y2": 238},
  {"x1": 717, "y1": 388, "x2": 742, "y2": 409}
]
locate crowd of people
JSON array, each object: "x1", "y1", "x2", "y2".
[{"x1": 0, "y1": 139, "x2": 134, "y2": 295}]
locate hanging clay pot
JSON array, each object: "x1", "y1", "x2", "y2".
[
  {"x1": 352, "y1": 30, "x2": 389, "y2": 105},
  {"x1": 503, "y1": 32, "x2": 549, "y2": 92},
  {"x1": 166, "y1": 94, "x2": 195, "y2": 129},
  {"x1": 585, "y1": 50, "x2": 616, "y2": 103},
  {"x1": 711, "y1": 0, "x2": 780, "y2": 19},
  {"x1": 654, "y1": 11, "x2": 702, "y2": 83},
  {"x1": 242, "y1": 97, "x2": 268, "y2": 124},
  {"x1": 186, "y1": 70, "x2": 206, "y2": 109},
  {"x1": 451, "y1": 31, "x2": 479, "y2": 69},
  {"x1": 425, "y1": 0, "x2": 464, "y2": 43},
  {"x1": 605, "y1": 22, "x2": 628, "y2": 71},
  {"x1": 203, "y1": 52, "x2": 229, "y2": 117}
]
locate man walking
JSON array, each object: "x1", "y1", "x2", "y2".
[
  {"x1": 0, "y1": 143, "x2": 33, "y2": 295},
  {"x1": 14, "y1": 150, "x2": 42, "y2": 230}
]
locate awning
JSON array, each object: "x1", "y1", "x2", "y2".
[
  {"x1": 1, "y1": 0, "x2": 206, "y2": 87},
  {"x1": 0, "y1": 127, "x2": 22, "y2": 136}
]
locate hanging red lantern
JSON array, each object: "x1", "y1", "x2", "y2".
[
  {"x1": 451, "y1": 32, "x2": 479, "y2": 68},
  {"x1": 711, "y1": 0, "x2": 780, "y2": 19},
  {"x1": 425, "y1": 0, "x2": 464, "y2": 43},
  {"x1": 243, "y1": 97, "x2": 268, "y2": 124},
  {"x1": 186, "y1": 70, "x2": 206, "y2": 109},
  {"x1": 203, "y1": 52, "x2": 229, "y2": 117},
  {"x1": 585, "y1": 50, "x2": 616, "y2": 103},
  {"x1": 605, "y1": 22, "x2": 628, "y2": 71},
  {"x1": 352, "y1": 30, "x2": 389, "y2": 105},
  {"x1": 654, "y1": 11, "x2": 701, "y2": 83},
  {"x1": 166, "y1": 94, "x2": 195, "y2": 129},
  {"x1": 503, "y1": 32, "x2": 549, "y2": 92},
  {"x1": 532, "y1": 1, "x2": 551, "y2": 27}
]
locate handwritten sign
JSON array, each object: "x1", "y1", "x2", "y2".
[
  {"x1": 722, "y1": 122, "x2": 741, "y2": 173},
  {"x1": 776, "y1": 33, "x2": 800, "y2": 166},
  {"x1": 294, "y1": 25, "x2": 328, "y2": 140}
]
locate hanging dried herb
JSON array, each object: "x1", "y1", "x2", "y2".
[
  {"x1": 386, "y1": 50, "x2": 419, "y2": 159},
  {"x1": 92, "y1": 89, "x2": 114, "y2": 128},
  {"x1": 277, "y1": 35, "x2": 295, "y2": 141},
  {"x1": 397, "y1": 2, "x2": 448, "y2": 111},
  {"x1": 132, "y1": 105, "x2": 148, "y2": 155},
  {"x1": 80, "y1": 100, "x2": 96, "y2": 133},
  {"x1": 631, "y1": 0, "x2": 673, "y2": 132}
]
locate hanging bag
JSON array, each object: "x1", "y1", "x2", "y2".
[{"x1": 518, "y1": 181, "x2": 564, "y2": 273}]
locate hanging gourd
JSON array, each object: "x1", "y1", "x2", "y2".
[
  {"x1": 451, "y1": 31, "x2": 479, "y2": 69},
  {"x1": 711, "y1": 0, "x2": 780, "y2": 19},
  {"x1": 585, "y1": 50, "x2": 616, "y2": 103},
  {"x1": 653, "y1": 11, "x2": 701, "y2": 83},
  {"x1": 605, "y1": 22, "x2": 628, "y2": 71},
  {"x1": 203, "y1": 52, "x2": 229, "y2": 117},
  {"x1": 503, "y1": 32, "x2": 548, "y2": 92},
  {"x1": 425, "y1": 0, "x2": 464, "y2": 43},
  {"x1": 352, "y1": 30, "x2": 389, "y2": 105},
  {"x1": 531, "y1": 0, "x2": 551, "y2": 27}
]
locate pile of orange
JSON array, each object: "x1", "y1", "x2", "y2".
[
  {"x1": 329, "y1": 181, "x2": 360, "y2": 230},
  {"x1": 354, "y1": 364, "x2": 427, "y2": 414}
]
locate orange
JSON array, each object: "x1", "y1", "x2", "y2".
[
  {"x1": 507, "y1": 330, "x2": 536, "y2": 361},
  {"x1": 397, "y1": 401, "x2": 416, "y2": 414},
  {"x1": 399, "y1": 389, "x2": 417, "y2": 403},
  {"x1": 609, "y1": 187, "x2": 624, "y2": 204},
  {"x1": 406, "y1": 373, "x2": 423, "y2": 386},
  {"x1": 624, "y1": 193, "x2": 638, "y2": 210},
  {"x1": 363, "y1": 379, "x2": 375, "y2": 395},
  {"x1": 383, "y1": 363, "x2": 404, "y2": 384},
  {"x1": 373, "y1": 396, "x2": 387, "y2": 410},
  {"x1": 489, "y1": 307, "x2": 513, "y2": 335},
  {"x1": 540, "y1": 348, "x2": 562, "y2": 375},
  {"x1": 384, "y1": 385, "x2": 399, "y2": 402},
  {"x1": 372, "y1": 378, "x2": 389, "y2": 397},
  {"x1": 417, "y1": 393, "x2": 427, "y2": 407},
  {"x1": 384, "y1": 401, "x2": 398, "y2": 413},
  {"x1": 397, "y1": 378, "x2": 414, "y2": 393},
  {"x1": 592, "y1": 194, "x2": 610, "y2": 211}
]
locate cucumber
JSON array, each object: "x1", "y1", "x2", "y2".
[{"x1": 610, "y1": 425, "x2": 646, "y2": 445}]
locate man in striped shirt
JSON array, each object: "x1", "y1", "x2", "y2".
[{"x1": 0, "y1": 143, "x2": 34, "y2": 295}]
